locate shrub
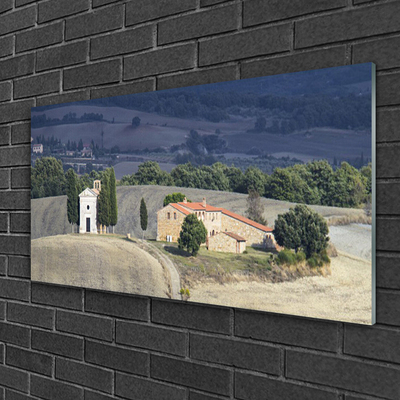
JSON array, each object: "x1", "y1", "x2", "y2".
[
  {"x1": 295, "y1": 251, "x2": 306, "y2": 263},
  {"x1": 277, "y1": 249, "x2": 296, "y2": 265}
]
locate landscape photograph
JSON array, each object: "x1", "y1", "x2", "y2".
[{"x1": 31, "y1": 63, "x2": 375, "y2": 324}]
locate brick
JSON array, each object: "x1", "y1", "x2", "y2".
[
  {"x1": 235, "y1": 372, "x2": 337, "y2": 400},
  {"x1": 190, "y1": 334, "x2": 280, "y2": 374},
  {"x1": 244, "y1": 0, "x2": 346, "y2": 27},
  {"x1": 3, "y1": 390, "x2": 32, "y2": 400},
  {"x1": 0, "y1": 82, "x2": 11, "y2": 102},
  {"x1": 11, "y1": 168, "x2": 30, "y2": 189},
  {"x1": 0, "y1": 256, "x2": 6, "y2": 275},
  {"x1": 32, "y1": 282, "x2": 83, "y2": 310},
  {"x1": 0, "y1": 126, "x2": 10, "y2": 147},
  {"x1": 84, "y1": 391, "x2": 114, "y2": 400},
  {"x1": 116, "y1": 321, "x2": 186, "y2": 356},
  {"x1": 0, "y1": 7, "x2": 36, "y2": 36},
  {"x1": 0, "y1": 213, "x2": 7, "y2": 232},
  {"x1": 0, "y1": 322, "x2": 29, "y2": 347},
  {"x1": 295, "y1": 2, "x2": 400, "y2": 49},
  {"x1": 8, "y1": 302, "x2": 54, "y2": 329},
  {"x1": 0, "y1": 301, "x2": 5, "y2": 319},
  {"x1": 66, "y1": 5, "x2": 123, "y2": 41},
  {"x1": 377, "y1": 72, "x2": 400, "y2": 107},
  {"x1": 159, "y1": 5, "x2": 238, "y2": 45},
  {"x1": 10, "y1": 213, "x2": 30, "y2": 233},
  {"x1": 56, "y1": 358, "x2": 113, "y2": 393},
  {"x1": 37, "y1": 41, "x2": 88, "y2": 72},
  {"x1": 57, "y1": 310, "x2": 113, "y2": 341},
  {"x1": 0, "y1": 37, "x2": 13, "y2": 59},
  {"x1": 0, "y1": 54, "x2": 34, "y2": 81},
  {"x1": 31, "y1": 375, "x2": 83, "y2": 400},
  {"x1": 242, "y1": 46, "x2": 346, "y2": 79},
  {"x1": 0, "y1": 278, "x2": 29, "y2": 300},
  {"x1": 354, "y1": 36, "x2": 400, "y2": 71},
  {"x1": 0, "y1": 101, "x2": 34, "y2": 124},
  {"x1": 201, "y1": 0, "x2": 227, "y2": 6},
  {"x1": 377, "y1": 109, "x2": 400, "y2": 143},
  {"x1": 0, "y1": 235, "x2": 29, "y2": 256},
  {"x1": 116, "y1": 373, "x2": 186, "y2": 400},
  {"x1": 0, "y1": 190, "x2": 30, "y2": 210},
  {"x1": 189, "y1": 392, "x2": 222, "y2": 400},
  {"x1": 11, "y1": 124, "x2": 30, "y2": 145},
  {"x1": 64, "y1": 59, "x2": 121, "y2": 90},
  {"x1": 16, "y1": 22, "x2": 63, "y2": 53},
  {"x1": 377, "y1": 145, "x2": 400, "y2": 178},
  {"x1": 14, "y1": 71, "x2": 60, "y2": 99},
  {"x1": 124, "y1": 43, "x2": 196, "y2": 80},
  {"x1": 0, "y1": 365, "x2": 28, "y2": 392},
  {"x1": 0, "y1": 0, "x2": 12, "y2": 14},
  {"x1": 6, "y1": 346, "x2": 53, "y2": 376},
  {"x1": 126, "y1": 0, "x2": 197, "y2": 26},
  {"x1": 91, "y1": 79, "x2": 154, "y2": 99},
  {"x1": 377, "y1": 217, "x2": 400, "y2": 252},
  {"x1": 38, "y1": 0, "x2": 89, "y2": 23},
  {"x1": 377, "y1": 182, "x2": 400, "y2": 215},
  {"x1": 286, "y1": 350, "x2": 400, "y2": 400},
  {"x1": 91, "y1": 25, "x2": 153, "y2": 60},
  {"x1": 151, "y1": 355, "x2": 231, "y2": 396},
  {"x1": 37, "y1": 89, "x2": 89, "y2": 107},
  {"x1": 158, "y1": 65, "x2": 237, "y2": 91},
  {"x1": 199, "y1": 24, "x2": 291, "y2": 66},
  {"x1": 85, "y1": 340, "x2": 148, "y2": 375},
  {"x1": 32, "y1": 330, "x2": 83, "y2": 360},
  {"x1": 93, "y1": 0, "x2": 119, "y2": 7},
  {"x1": 376, "y1": 289, "x2": 400, "y2": 326},
  {"x1": 235, "y1": 309, "x2": 338, "y2": 351},
  {"x1": 85, "y1": 289, "x2": 148, "y2": 320},
  {"x1": 345, "y1": 324, "x2": 400, "y2": 363},
  {"x1": 376, "y1": 255, "x2": 400, "y2": 290},
  {"x1": 16, "y1": 0, "x2": 36, "y2": 5},
  {"x1": 152, "y1": 299, "x2": 230, "y2": 334},
  {"x1": 8, "y1": 256, "x2": 30, "y2": 278}
]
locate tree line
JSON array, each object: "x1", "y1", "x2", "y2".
[
  {"x1": 119, "y1": 159, "x2": 371, "y2": 209},
  {"x1": 32, "y1": 112, "x2": 104, "y2": 129}
]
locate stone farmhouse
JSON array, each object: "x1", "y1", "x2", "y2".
[
  {"x1": 79, "y1": 180, "x2": 101, "y2": 234},
  {"x1": 157, "y1": 197, "x2": 276, "y2": 253}
]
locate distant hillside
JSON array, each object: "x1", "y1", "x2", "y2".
[{"x1": 32, "y1": 185, "x2": 366, "y2": 240}]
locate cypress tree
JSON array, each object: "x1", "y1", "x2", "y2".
[
  {"x1": 98, "y1": 170, "x2": 110, "y2": 231},
  {"x1": 66, "y1": 168, "x2": 79, "y2": 232},
  {"x1": 109, "y1": 167, "x2": 118, "y2": 233},
  {"x1": 140, "y1": 198, "x2": 148, "y2": 240}
]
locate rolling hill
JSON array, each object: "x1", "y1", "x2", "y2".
[{"x1": 31, "y1": 185, "x2": 366, "y2": 240}]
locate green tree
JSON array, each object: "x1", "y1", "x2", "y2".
[
  {"x1": 136, "y1": 161, "x2": 166, "y2": 185},
  {"x1": 163, "y1": 193, "x2": 190, "y2": 207},
  {"x1": 66, "y1": 168, "x2": 79, "y2": 232},
  {"x1": 246, "y1": 190, "x2": 267, "y2": 225},
  {"x1": 132, "y1": 116, "x2": 141, "y2": 128},
  {"x1": 98, "y1": 170, "x2": 110, "y2": 231},
  {"x1": 178, "y1": 214, "x2": 207, "y2": 256},
  {"x1": 31, "y1": 157, "x2": 66, "y2": 199},
  {"x1": 140, "y1": 198, "x2": 148, "y2": 239},
  {"x1": 273, "y1": 204, "x2": 329, "y2": 258},
  {"x1": 109, "y1": 167, "x2": 118, "y2": 233},
  {"x1": 244, "y1": 166, "x2": 266, "y2": 196}
]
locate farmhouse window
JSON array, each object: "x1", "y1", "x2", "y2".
[
  {"x1": 174, "y1": 212, "x2": 177, "y2": 220},
  {"x1": 167, "y1": 212, "x2": 170, "y2": 219}
]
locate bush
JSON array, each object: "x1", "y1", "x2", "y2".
[
  {"x1": 295, "y1": 251, "x2": 306, "y2": 263},
  {"x1": 277, "y1": 249, "x2": 296, "y2": 265}
]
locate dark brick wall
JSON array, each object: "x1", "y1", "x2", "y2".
[{"x1": 0, "y1": 0, "x2": 399, "y2": 398}]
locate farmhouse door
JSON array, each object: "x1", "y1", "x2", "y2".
[{"x1": 86, "y1": 218, "x2": 90, "y2": 233}]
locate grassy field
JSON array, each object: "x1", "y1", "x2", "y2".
[
  {"x1": 151, "y1": 241, "x2": 330, "y2": 290},
  {"x1": 31, "y1": 185, "x2": 368, "y2": 240},
  {"x1": 31, "y1": 234, "x2": 171, "y2": 298}
]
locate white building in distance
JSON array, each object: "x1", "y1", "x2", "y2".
[{"x1": 79, "y1": 180, "x2": 101, "y2": 234}]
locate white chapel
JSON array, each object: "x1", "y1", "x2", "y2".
[{"x1": 79, "y1": 180, "x2": 101, "y2": 234}]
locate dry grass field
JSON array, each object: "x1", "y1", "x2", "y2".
[{"x1": 31, "y1": 234, "x2": 171, "y2": 298}]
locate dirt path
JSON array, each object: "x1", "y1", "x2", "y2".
[
  {"x1": 189, "y1": 251, "x2": 373, "y2": 324},
  {"x1": 140, "y1": 240, "x2": 181, "y2": 300}
]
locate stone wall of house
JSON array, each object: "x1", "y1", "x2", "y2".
[
  {"x1": 208, "y1": 233, "x2": 246, "y2": 254},
  {"x1": 156, "y1": 205, "x2": 186, "y2": 242},
  {"x1": 201, "y1": 211, "x2": 222, "y2": 237},
  {"x1": 221, "y1": 214, "x2": 275, "y2": 248}
]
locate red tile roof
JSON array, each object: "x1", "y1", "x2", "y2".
[
  {"x1": 177, "y1": 202, "x2": 221, "y2": 212},
  {"x1": 224, "y1": 232, "x2": 246, "y2": 241},
  {"x1": 170, "y1": 203, "x2": 191, "y2": 215}
]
